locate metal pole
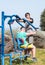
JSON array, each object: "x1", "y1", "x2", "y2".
[{"x1": 2, "y1": 12, "x2": 5, "y2": 65}]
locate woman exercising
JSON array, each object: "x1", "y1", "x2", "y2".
[{"x1": 16, "y1": 27, "x2": 37, "y2": 62}]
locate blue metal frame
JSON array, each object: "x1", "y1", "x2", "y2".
[
  {"x1": 0, "y1": 11, "x2": 24, "y2": 65},
  {"x1": 0, "y1": 11, "x2": 38, "y2": 65}
]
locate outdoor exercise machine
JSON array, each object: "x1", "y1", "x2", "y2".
[
  {"x1": 0, "y1": 11, "x2": 24, "y2": 65},
  {"x1": 0, "y1": 11, "x2": 38, "y2": 65}
]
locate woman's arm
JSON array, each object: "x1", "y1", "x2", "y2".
[
  {"x1": 26, "y1": 31, "x2": 36, "y2": 36},
  {"x1": 27, "y1": 18, "x2": 33, "y2": 23},
  {"x1": 19, "y1": 19, "x2": 24, "y2": 22}
]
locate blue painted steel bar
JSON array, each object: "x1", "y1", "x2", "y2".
[
  {"x1": 0, "y1": 26, "x2": 2, "y2": 28},
  {"x1": 12, "y1": 15, "x2": 21, "y2": 19},
  {"x1": 20, "y1": 52, "x2": 22, "y2": 65},
  {"x1": 8, "y1": 19, "x2": 25, "y2": 27},
  {"x1": 16, "y1": 19, "x2": 25, "y2": 27},
  {"x1": 9, "y1": 53, "x2": 12, "y2": 65},
  {"x1": 9, "y1": 25, "x2": 16, "y2": 51},
  {"x1": 1, "y1": 12, "x2": 5, "y2": 65},
  {"x1": 2, "y1": 12, "x2": 12, "y2": 22},
  {"x1": 0, "y1": 45, "x2": 1, "y2": 57},
  {"x1": 23, "y1": 18, "x2": 37, "y2": 30},
  {"x1": 4, "y1": 16, "x2": 12, "y2": 21},
  {"x1": 4, "y1": 53, "x2": 12, "y2": 56}
]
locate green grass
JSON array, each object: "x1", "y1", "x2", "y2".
[{"x1": 4, "y1": 48, "x2": 45, "y2": 65}]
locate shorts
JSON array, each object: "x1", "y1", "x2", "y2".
[{"x1": 20, "y1": 42, "x2": 33, "y2": 49}]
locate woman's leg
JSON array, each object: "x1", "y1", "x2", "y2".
[
  {"x1": 31, "y1": 45, "x2": 37, "y2": 62},
  {"x1": 31, "y1": 45, "x2": 36, "y2": 58}
]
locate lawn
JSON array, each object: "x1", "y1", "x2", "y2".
[{"x1": 4, "y1": 48, "x2": 45, "y2": 65}]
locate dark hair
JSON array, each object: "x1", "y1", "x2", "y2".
[
  {"x1": 20, "y1": 27, "x2": 25, "y2": 30},
  {"x1": 25, "y1": 12, "x2": 30, "y2": 17}
]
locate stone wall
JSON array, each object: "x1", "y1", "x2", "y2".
[{"x1": 33, "y1": 31, "x2": 45, "y2": 48}]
